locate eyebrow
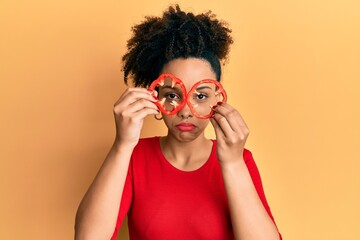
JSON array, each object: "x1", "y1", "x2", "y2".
[
  {"x1": 160, "y1": 85, "x2": 182, "y2": 91},
  {"x1": 159, "y1": 85, "x2": 182, "y2": 93},
  {"x1": 196, "y1": 86, "x2": 212, "y2": 91},
  {"x1": 160, "y1": 85, "x2": 213, "y2": 91}
]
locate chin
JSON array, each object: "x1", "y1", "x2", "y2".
[{"x1": 173, "y1": 131, "x2": 203, "y2": 142}]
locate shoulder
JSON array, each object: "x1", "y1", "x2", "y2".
[
  {"x1": 131, "y1": 136, "x2": 160, "y2": 157},
  {"x1": 243, "y1": 148, "x2": 254, "y2": 162},
  {"x1": 130, "y1": 136, "x2": 162, "y2": 173},
  {"x1": 135, "y1": 136, "x2": 160, "y2": 148}
]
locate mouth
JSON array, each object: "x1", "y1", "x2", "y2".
[{"x1": 175, "y1": 122, "x2": 196, "y2": 132}]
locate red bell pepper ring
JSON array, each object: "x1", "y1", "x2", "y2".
[
  {"x1": 149, "y1": 74, "x2": 227, "y2": 118},
  {"x1": 148, "y1": 73, "x2": 187, "y2": 115},
  {"x1": 187, "y1": 79, "x2": 227, "y2": 119}
]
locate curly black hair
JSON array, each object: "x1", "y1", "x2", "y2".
[{"x1": 122, "y1": 4, "x2": 233, "y2": 87}]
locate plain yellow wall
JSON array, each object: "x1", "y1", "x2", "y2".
[{"x1": 1, "y1": 0, "x2": 359, "y2": 239}]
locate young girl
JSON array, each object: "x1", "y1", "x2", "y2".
[{"x1": 75, "y1": 5, "x2": 281, "y2": 240}]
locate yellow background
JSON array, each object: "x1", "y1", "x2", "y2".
[{"x1": 1, "y1": 0, "x2": 359, "y2": 239}]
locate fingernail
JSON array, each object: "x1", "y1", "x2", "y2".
[
  {"x1": 217, "y1": 102, "x2": 223, "y2": 105},
  {"x1": 153, "y1": 96, "x2": 159, "y2": 101},
  {"x1": 147, "y1": 89, "x2": 153, "y2": 94}
]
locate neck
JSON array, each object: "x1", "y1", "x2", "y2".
[{"x1": 160, "y1": 133, "x2": 213, "y2": 167}]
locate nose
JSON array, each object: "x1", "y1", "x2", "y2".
[{"x1": 177, "y1": 102, "x2": 193, "y2": 119}]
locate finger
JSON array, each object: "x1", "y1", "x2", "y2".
[
  {"x1": 129, "y1": 98, "x2": 159, "y2": 113},
  {"x1": 213, "y1": 103, "x2": 248, "y2": 132},
  {"x1": 115, "y1": 100, "x2": 159, "y2": 118},
  {"x1": 118, "y1": 87, "x2": 150, "y2": 100},
  {"x1": 122, "y1": 87, "x2": 152, "y2": 97},
  {"x1": 131, "y1": 107, "x2": 160, "y2": 120},
  {"x1": 209, "y1": 117, "x2": 226, "y2": 140},
  {"x1": 213, "y1": 104, "x2": 250, "y2": 145},
  {"x1": 211, "y1": 112, "x2": 234, "y2": 138},
  {"x1": 115, "y1": 88, "x2": 156, "y2": 106}
]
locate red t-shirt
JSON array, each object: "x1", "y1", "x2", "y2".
[{"x1": 111, "y1": 136, "x2": 280, "y2": 240}]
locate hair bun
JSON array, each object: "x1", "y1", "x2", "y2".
[{"x1": 123, "y1": 4, "x2": 233, "y2": 87}]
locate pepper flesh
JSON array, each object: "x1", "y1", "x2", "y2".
[{"x1": 149, "y1": 74, "x2": 226, "y2": 118}]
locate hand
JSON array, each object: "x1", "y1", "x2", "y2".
[
  {"x1": 113, "y1": 88, "x2": 159, "y2": 148},
  {"x1": 209, "y1": 103, "x2": 250, "y2": 164}
]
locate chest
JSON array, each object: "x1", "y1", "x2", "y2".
[{"x1": 128, "y1": 160, "x2": 234, "y2": 240}]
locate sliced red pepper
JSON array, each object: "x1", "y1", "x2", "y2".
[
  {"x1": 148, "y1": 73, "x2": 187, "y2": 115},
  {"x1": 187, "y1": 79, "x2": 227, "y2": 119},
  {"x1": 149, "y1": 75, "x2": 227, "y2": 118}
]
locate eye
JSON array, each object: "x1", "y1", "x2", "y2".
[
  {"x1": 165, "y1": 93, "x2": 180, "y2": 101},
  {"x1": 195, "y1": 93, "x2": 208, "y2": 101}
]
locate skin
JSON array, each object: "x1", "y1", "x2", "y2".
[
  {"x1": 159, "y1": 58, "x2": 215, "y2": 170},
  {"x1": 75, "y1": 88, "x2": 159, "y2": 239},
  {"x1": 74, "y1": 58, "x2": 280, "y2": 240},
  {"x1": 160, "y1": 58, "x2": 280, "y2": 239}
]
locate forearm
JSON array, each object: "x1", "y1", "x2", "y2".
[
  {"x1": 75, "y1": 142, "x2": 133, "y2": 240},
  {"x1": 220, "y1": 160, "x2": 279, "y2": 240}
]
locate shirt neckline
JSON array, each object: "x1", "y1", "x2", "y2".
[{"x1": 153, "y1": 136, "x2": 216, "y2": 174}]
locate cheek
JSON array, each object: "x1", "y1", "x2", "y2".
[
  {"x1": 162, "y1": 115, "x2": 174, "y2": 126},
  {"x1": 200, "y1": 119, "x2": 210, "y2": 127}
]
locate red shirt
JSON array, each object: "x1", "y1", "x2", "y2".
[{"x1": 111, "y1": 137, "x2": 280, "y2": 240}]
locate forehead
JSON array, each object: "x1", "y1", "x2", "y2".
[{"x1": 161, "y1": 58, "x2": 217, "y2": 90}]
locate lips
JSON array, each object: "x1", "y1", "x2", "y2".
[{"x1": 176, "y1": 122, "x2": 196, "y2": 131}]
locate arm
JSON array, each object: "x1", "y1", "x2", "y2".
[
  {"x1": 210, "y1": 103, "x2": 280, "y2": 240},
  {"x1": 75, "y1": 88, "x2": 158, "y2": 240},
  {"x1": 75, "y1": 143, "x2": 133, "y2": 240}
]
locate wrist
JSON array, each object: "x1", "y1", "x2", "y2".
[
  {"x1": 112, "y1": 138, "x2": 137, "y2": 152},
  {"x1": 219, "y1": 158, "x2": 247, "y2": 172}
]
